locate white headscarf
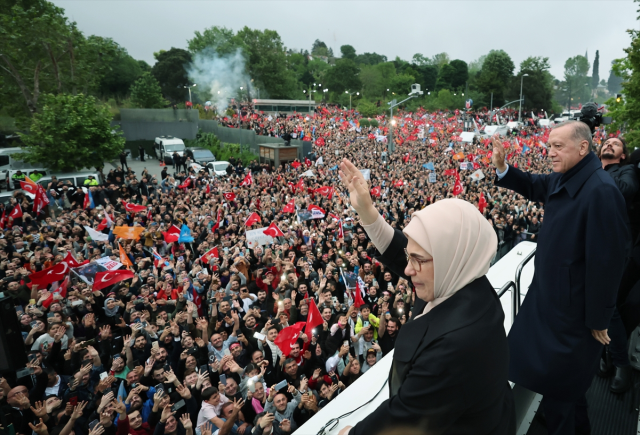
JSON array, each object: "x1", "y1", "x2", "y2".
[{"x1": 403, "y1": 198, "x2": 497, "y2": 315}]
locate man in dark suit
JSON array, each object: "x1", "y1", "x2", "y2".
[{"x1": 492, "y1": 120, "x2": 630, "y2": 434}]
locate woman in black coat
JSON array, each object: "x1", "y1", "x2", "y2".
[{"x1": 337, "y1": 159, "x2": 515, "y2": 435}]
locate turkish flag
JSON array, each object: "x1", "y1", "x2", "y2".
[
  {"x1": 19, "y1": 181, "x2": 38, "y2": 195},
  {"x1": 206, "y1": 184, "x2": 211, "y2": 194},
  {"x1": 178, "y1": 177, "x2": 192, "y2": 189},
  {"x1": 314, "y1": 186, "x2": 334, "y2": 199},
  {"x1": 121, "y1": 200, "x2": 147, "y2": 213},
  {"x1": 29, "y1": 262, "x2": 71, "y2": 287},
  {"x1": 452, "y1": 175, "x2": 463, "y2": 196},
  {"x1": 244, "y1": 212, "x2": 261, "y2": 227},
  {"x1": 303, "y1": 299, "x2": 324, "y2": 353},
  {"x1": 304, "y1": 157, "x2": 312, "y2": 167},
  {"x1": 353, "y1": 281, "x2": 366, "y2": 309},
  {"x1": 371, "y1": 186, "x2": 381, "y2": 197},
  {"x1": 223, "y1": 192, "x2": 236, "y2": 201},
  {"x1": 394, "y1": 180, "x2": 404, "y2": 188},
  {"x1": 162, "y1": 225, "x2": 181, "y2": 243},
  {"x1": 308, "y1": 204, "x2": 325, "y2": 219},
  {"x1": 444, "y1": 169, "x2": 457, "y2": 176},
  {"x1": 33, "y1": 188, "x2": 48, "y2": 215},
  {"x1": 368, "y1": 133, "x2": 376, "y2": 140},
  {"x1": 315, "y1": 137, "x2": 325, "y2": 146},
  {"x1": 263, "y1": 222, "x2": 284, "y2": 238},
  {"x1": 211, "y1": 209, "x2": 222, "y2": 233},
  {"x1": 0, "y1": 210, "x2": 7, "y2": 230},
  {"x1": 240, "y1": 173, "x2": 253, "y2": 186},
  {"x1": 479, "y1": 192, "x2": 488, "y2": 214},
  {"x1": 282, "y1": 199, "x2": 295, "y2": 214},
  {"x1": 291, "y1": 161, "x2": 301, "y2": 169},
  {"x1": 93, "y1": 270, "x2": 135, "y2": 291},
  {"x1": 199, "y1": 246, "x2": 219, "y2": 264},
  {"x1": 63, "y1": 251, "x2": 88, "y2": 269},
  {"x1": 83, "y1": 193, "x2": 91, "y2": 210},
  {"x1": 9, "y1": 204, "x2": 22, "y2": 220},
  {"x1": 274, "y1": 322, "x2": 307, "y2": 357}
]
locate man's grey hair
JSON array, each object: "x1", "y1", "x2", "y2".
[{"x1": 552, "y1": 120, "x2": 593, "y2": 152}]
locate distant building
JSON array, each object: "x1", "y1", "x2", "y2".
[{"x1": 252, "y1": 99, "x2": 317, "y2": 114}]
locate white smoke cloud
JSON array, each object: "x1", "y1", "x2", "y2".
[{"x1": 187, "y1": 48, "x2": 254, "y2": 112}]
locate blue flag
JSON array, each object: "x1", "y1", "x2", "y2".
[
  {"x1": 521, "y1": 145, "x2": 530, "y2": 155},
  {"x1": 178, "y1": 224, "x2": 194, "y2": 243},
  {"x1": 424, "y1": 162, "x2": 435, "y2": 170}
]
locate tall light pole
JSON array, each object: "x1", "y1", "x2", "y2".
[
  {"x1": 518, "y1": 74, "x2": 529, "y2": 123},
  {"x1": 183, "y1": 83, "x2": 197, "y2": 103},
  {"x1": 323, "y1": 88, "x2": 329, "y2": 102},
  {"x1": 303, "y1": 83, "x2": 321, "y2": 112},
  {"x1": 387, "y1": 84, "x2": 423, "y2": 153},
  {"x1": 345, "y1": 90, "x2": 359, "y2": 110}
]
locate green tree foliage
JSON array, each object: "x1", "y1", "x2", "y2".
[
  {"x1": 592, "y1": 50, "x2": 600, "y2": 89},
  {"x1": 186, "y1": 132, "x2": 256, "y2": 164},
  {"x1": 435, "y1": 64, "x2": 455, "y2": 91},
  {"x1": 307, "y1": 59, "x2": 331, "y2": 83},
  {"x1": 561, "y1": 55, "x2": 591, "y2": 108},
  {"x1": 476, "y1": 50, "x2": 515, "y2": 106},
  {"x1": 605, "y1": 3, "x2": 640, "y2": 151},
  {"x1": 355, "y1": 52, "x2": 387, "y2": 65},
  {"x1": 138, "y1": 60, "x2": 152, "y2": 73},
  {"x1": 608, "y1": 61, "x2": 624, "y2": 94},
  {"x1": 99, "y1": 47, "x2": 143, "y2": 101},
  {"x1": 356, "y1": 100, "x2": 379, "y2": 117},
  {"x1": 311, "y1": 39, "x2": 329, "y2": 56},
  {"x1": 187, "y1": 26, "x2": 242, "y2": 55},
  {"x1": 151, "y1": 48, "x2": 192, "y2": 102},
  {"x1": 324, "y1": 59, "x2": 361, "y2": 95},
  {"x1": 359, "y1": 65, "x2": 384, "y2": 99},
  {"x1": 340, "y1": 45, "x2": 356, "y2": 60},
  {"x1": 431, "y1": 52, "x2": 450, "y2": 71},
  {"x1": 236, "y1": 27, "x2": 298, "y2": 99},
  {"x1": 509, "y1": 57, "x2": 554, "y2": 112},
  {"x1": 468, "y1": 55, "x2": 487, "y2": 75},
  {"x1": 390, "y1": 74, "x2": 415, "y2": 95},
  {"x1": 18, "y1": 93, "x2": 124, "y2": 171},
  {"x1": 449, "y1": 60, "x2": 469, "y2": 90},
  {"x1": 413, "y1": 64, "x2": 438, "y2": 93},
  {"x1": 0, "y1": 0, "x2": 116, "y2": 122},
  {"x1": 130, "y1": 72, "x2": 168, "y2": 108}
]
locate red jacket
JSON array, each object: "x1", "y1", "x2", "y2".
[{"x1": 116, "y1": 415, "x2": 153, "y2": 435}]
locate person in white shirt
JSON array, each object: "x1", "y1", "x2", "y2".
[{"x1": 195, "y1": 387, "x2": 229, "y2": 435}]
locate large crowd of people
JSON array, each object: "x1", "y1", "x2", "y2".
[{"x1": 0, "y1": 103, "x2": 636, "y2": 435}]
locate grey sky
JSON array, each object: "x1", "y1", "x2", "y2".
[{"x1": 54, "y1": 0, "x2": 637, "y2": 81}]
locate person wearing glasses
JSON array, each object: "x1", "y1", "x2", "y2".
[{"x1": 336, "y1": 159, "x2": 515, "y2": 435}]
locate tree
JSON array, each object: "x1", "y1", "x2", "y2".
[
  {"x1": 449, "y1": 60, "x2": 469, "y2": 90},
  {"x1": 355, "y1": 52, "x2": 387, "y2": 65},
  {"x1": 413, "y1": 64, "x2": 438, "y2": 93},
  {"x1": 0, "y1": 0, "x2": 115, "y2": 122},
  {"x1": 340, "y1": 45, "x2": 356, "y2": 60},
  {"x1": 608, "y1": 61, "x2": 624, "y2": 94},
  {"x1": 151, "y1": 48, "x2": 192, "y2": 102},
  {"x1": 561, "y1": 55, "x2": 590, "y2": 108},
  {"x1": 605, "y1": 2, "x2": 640, "y2": 151},
  {"x1": 359, "y1": 65, "x2": 384, "y2": 99},
  {"x1": 509, "y1": 57, "x2": 554, "y2": 112},
  {"x1": 476, "y1": 50, "x2": 515, "y2": 106},
  {"x1": 187, "y1": 26, "x2": 243, "y2": 55},
  {"x1": 323, "y1": 58, "x2": 361, "y2": 95},
  {"x1": 236, "y1": 27, "x2": 298, "y2": 99},
  {"x1": 468, "y1": 55, "x2": 487, "y2": 75},
  {"x1": 435, "y1": 64, "x2": 455, "y2": 91},
  {"x1": 356, "y1": 100, "x2": 378, "y2": 117},
  {"x1": 138, "y1": 60, "x2": 152, "y2": 73},
  {"x1": 307, "y1": 59, "x2": 331, "y2": 83},
  {"x1": 18, "y1": 93, "x2": 124, "y2": 172},
  {"x1": 99, "y1": 47, "x2": 143, "y2": 101},
  {"x1": 390, "y1": 74, "x2": 416, "y2": 95},
  {"x1": 592, "y1": 50, "x2": 600, "y2": 89},
  {"x1": 130, "y1": 72, "x2": 168, "y2": 108},
  {"x1": 375, "y1": 62, "x2": 396, "y2": 95},
  {"x1": 431, "y1": 52, "x2": 450, "y2": 71},
  {"x1": 311, "y1": 39, "x2": 329, "y2": 56}
]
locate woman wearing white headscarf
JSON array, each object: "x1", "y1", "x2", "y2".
[{"x1": 337, "y1": 159, "x2": 515, "y2": 435}]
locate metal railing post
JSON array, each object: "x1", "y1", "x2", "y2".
[{"x1": 513, "y1": 248, "x2": 536, "y2": 319}]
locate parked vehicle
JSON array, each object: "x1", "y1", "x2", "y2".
[
  {"x1": 186, "y1": 147, "x2": 216, "y2": 165},
  {"x1": 206, "y1": 161, "x2": 231, "y2": 177},
  {"x1": 154, "y1": 136, "x2": 186, "y2": 164}
]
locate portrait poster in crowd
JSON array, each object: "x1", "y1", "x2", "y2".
[
  {"x1": 459, "y1": 162, "x2": 469, "y2": 170},
  {"x1": 297, "y1": 210, "x2": 314, "y2": 222},
  {"x1": 71, "y1": 262, "x2": 109, "y2": 285},
  {"x1": 359, "y1": 169, "x2": 371, "y2": 180},
  {"x1": 246, "y1": 227, "x2": 275, "y2": 248},
  {"x1": 428, "y1": 173, "x2": 437, "y2": 183}
]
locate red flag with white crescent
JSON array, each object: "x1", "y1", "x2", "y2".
[
  {"x1": 263, "y1": 222, "x2": 285, "y2": 238},
  {"x1": 93, "y1": 270, "x2": 135, "y2": 291}
]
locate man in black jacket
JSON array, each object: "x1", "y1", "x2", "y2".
[{"x1": 600, "y1": 136, "x2": 639, "y2": 206}]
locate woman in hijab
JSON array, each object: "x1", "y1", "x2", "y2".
[
  {"x1": 337, "y1": 159, "x2": 515, "y2": 435},
  {"x1": 102, "y1": 295, "x2": 124, "y2": 326}
]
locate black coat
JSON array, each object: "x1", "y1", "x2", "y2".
[
  {"x1": 496, "y1": 152, "x2": 630, "y2": 400},
  {"x1": 350, "y1": 230, "x2": 515, "y2": 435},
  {"x1": 604, "y1": 162, "x2": 640, "y2": 206}
]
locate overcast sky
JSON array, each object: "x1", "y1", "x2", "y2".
[{"x1": 53, "y1": 0, "x2": 637, "y2": 81}]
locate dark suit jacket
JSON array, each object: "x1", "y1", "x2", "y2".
[
  {"x1": 350, "y1": 230, "x2": 515, "y2": 435},
  {"x1": 496, "y1": 152, "x2": 629, "y2": 400}
]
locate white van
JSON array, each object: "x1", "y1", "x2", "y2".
[{"x1": 154, "y1": 136, "x2": 186, "y2": 164}]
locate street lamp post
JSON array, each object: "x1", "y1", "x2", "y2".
[
  {"x1": 387, "y1": 84, "x2": 423, "y2": 153},
  {"x1": 518, "y1": 74, "x2": 529, "y2": 123},
  {"x1": 345, "y1": 91, "x2": 359, "y2": 110},
  {"x1": 303, "y1": 83, "x2": 321, "y2": 112},
  {"x1": 183, "y1": 83, "x2": 197, "y2": 103}
]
